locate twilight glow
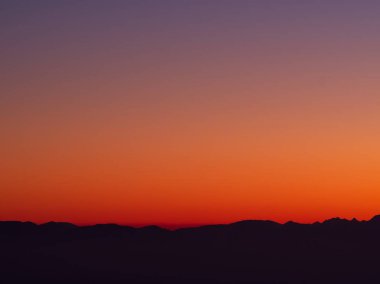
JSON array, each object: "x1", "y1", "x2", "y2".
[{"x1": 1, "y1": 0, "x2": 380, "y2": 226}]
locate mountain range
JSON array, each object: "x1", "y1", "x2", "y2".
[{"x1": 2, "y1": 215, "x2": 380, "y2": 283}]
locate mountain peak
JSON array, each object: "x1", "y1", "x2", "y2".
[
  {"x1": 370, "y1": 215, "x2": 380, "y2": 223},
  {"x1": 323, "y1": 217, "x2": 351, "y2": 224}
]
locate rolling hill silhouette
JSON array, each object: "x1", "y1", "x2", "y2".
[{"x1": 2, "y1": 216, "x2": 380, "y2": 283}]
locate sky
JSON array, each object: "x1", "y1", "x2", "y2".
[{"x1": 1, "y1": 0, "x2": 380, "y2": 226}]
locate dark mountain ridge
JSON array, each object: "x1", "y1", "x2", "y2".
[{"x1": 2, "y1": 215, "x2": 380, "y2": 284}]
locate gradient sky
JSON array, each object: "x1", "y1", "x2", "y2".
[{"x1": 1, "y1": 0, "x2": 380, "y2": 226}]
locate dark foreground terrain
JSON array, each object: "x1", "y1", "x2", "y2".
[{"x1": 2, "y1": 216, "x2": 380, "y2": 284}]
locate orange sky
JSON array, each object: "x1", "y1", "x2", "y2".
[{"x1": 1, "y1": 1, "x2": 380, "y2": 225}]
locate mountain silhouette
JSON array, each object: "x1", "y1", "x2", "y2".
[
  {"x1": 2, "y1": 216, "x2": 380, "y2": 284},
  {"x1": 369, "y1": 214, "x2": 380, "y2": 223}
]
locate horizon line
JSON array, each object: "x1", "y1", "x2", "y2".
[{"x1": 2, "y1": 214, "x2": 379, "y2": 230}]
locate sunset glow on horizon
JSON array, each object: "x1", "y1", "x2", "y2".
[{"x1": 2, "y1": 0, "x2": 380, "y2": 226}]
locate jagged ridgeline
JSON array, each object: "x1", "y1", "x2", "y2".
[{"x1": 2, "y1": 216, "x2": 380, "y2": 284}]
